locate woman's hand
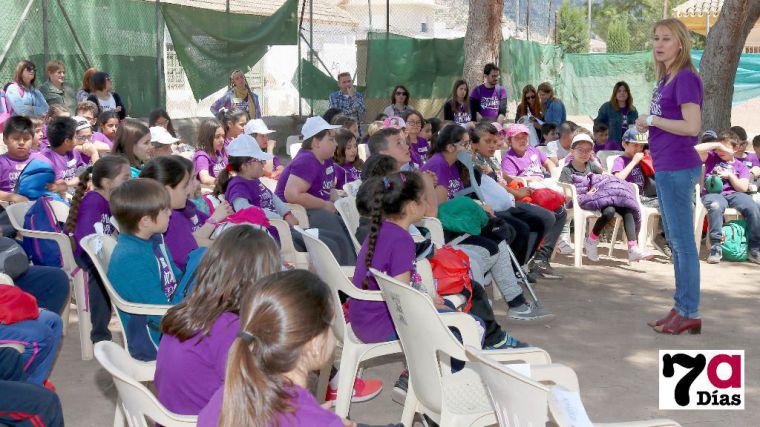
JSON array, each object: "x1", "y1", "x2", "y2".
[{"x1": 635, "y1": 115, "x2": 649, "y2": 132}]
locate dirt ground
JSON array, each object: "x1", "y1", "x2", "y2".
[{"x1": 51, "y1": 243, "x2": 758, "y2": 427}]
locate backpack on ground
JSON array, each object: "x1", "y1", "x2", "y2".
[
  {"x1": 721, "y1": 219, "x2": 748, "y2": 262},
  {"x1": 21, "y1": 196, "x2": 64, "y2": 267}
]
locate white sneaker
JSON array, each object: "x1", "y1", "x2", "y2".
[
  {"x1": 628, "y1": 245, "x2": 652, "y2": 262},
  {"x1": 555, "y1": 238, "x2": 574, "y2": 255},
  {"x1": 585, "y1": 237, "x2": 600, "y2": 261}
]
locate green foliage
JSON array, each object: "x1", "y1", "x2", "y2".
[
  {"x1": 558, "y1": 3, "x2": 590, "y2": 53},
  {"x1": 690, "y1": 32, "x2": 707, "y2": 50},
  {"x1": 591, "y1": 0, "x2": 661, "y2": 52},
  {"x1": 606, "y1": 17, "x2": 631, "y2": 53}
]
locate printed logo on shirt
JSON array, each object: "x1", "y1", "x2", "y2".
[
  {"x1": 649, "y1": 83, "x2": 663, "y2": 116},
  {"x1": 212, "y1": 162, "x2": 225, "y2": 177},
  {"x1": 99, "y1": 213, "x2": 114, "y2": 235},
  {"x1": 659, "y1": 350, "x2": 744, "y2": 410},
  {"x1": 258, "y1": 183, "x2": 275, "y2": 211},
  {"x1": 447, "y1": 179, "x2": 464, "y2": 198},
  {"x1": 480, "y1": 96, "x2": 500, "y2": 112}
]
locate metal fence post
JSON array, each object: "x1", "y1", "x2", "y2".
[{"x1": 43, "y1": 0, "x2": 49, "y2": 66}]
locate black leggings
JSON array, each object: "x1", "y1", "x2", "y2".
[{"x1": 592, "y1": 206, "x2": 637, "y2": 242}]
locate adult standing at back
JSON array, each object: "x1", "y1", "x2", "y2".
[
  {"x1": 328, "y1": 72, "x2": 366, "y2": 137},
  {"x1": 5, "y1": 60, "x2": 48, "y2": 117},
  {"x1": 469, "y1": 63, "x2": 507, "y2": 124},
  {"x1": 86, "y1": 72, "x2": 126, "y2": 120},
  {"x1": 595, "y1": 81, "x2": 639, "y2": 150},
  {"x1": 537, "y1": 82, "x2": 565, "y2": 126},
  {"x1": 382, "y1": 85, "x2": 412, "y2": 118},
  {"x1": 636, "y1": 18, "x2": 703, "y2": 336},
  {"x1": 210, "y1": 70, "x2": 261, "y2": 121},
  {"x1": 38, "y1": 60, "x2": 74, "y2": 114}
]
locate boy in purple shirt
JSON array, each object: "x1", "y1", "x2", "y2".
[
  {"x1": 696, "y1": 131, "x2": 760, "y2": 264},
  {"x1": 469, "y1": 63, "x2": 507, "y2": 123},
  {"x1": 0, "y1": 116, "x2": 34, "y2": 202},
  {"x1": 32, "y1": 117, "x2": 88, "y2": 193}
]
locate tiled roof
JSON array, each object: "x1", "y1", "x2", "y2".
[{"x1": 673, "y1": 0, "x2": 723, "y2": 17}]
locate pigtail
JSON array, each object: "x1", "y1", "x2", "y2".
[{"x1": 65, "y1": 167, "x2": 93, "y2": 235}]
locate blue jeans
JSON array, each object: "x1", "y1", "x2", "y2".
[
  {"x1": 702, "y1": 192, "x2": 760, "y2": 251},
  {"x1": 0, "y1": 310, "x2": 63, "y2": 384},
  {"x1": 656, "y1": 166, "x2": 701, "y2": 318}
]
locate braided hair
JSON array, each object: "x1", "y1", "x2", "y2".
[{"x1": 355, "y1": 171, "x2": 424, "y2": 289}]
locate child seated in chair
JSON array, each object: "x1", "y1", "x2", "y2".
[
  {"x1": 696, "y1": 131, "x2": 760, "y2": 264},
  {"x1": 0, "y1": 116, "x2": 34, "y2": 203},
  {"x1": 107, "y1": 178, "x2": 188, "y2": 361}
]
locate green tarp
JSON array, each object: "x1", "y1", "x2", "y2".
[
  {"x1": 692, "y1": 50, "x2": 760, "y2": 104},
  {"x1": 161, "y1": 0, "x2": 298, "y2": 101},
  {"x1": 0, "y1": 0, "x2": 164, "y2": 117}
]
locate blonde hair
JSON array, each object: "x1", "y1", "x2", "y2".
[
  {"x1": 367, "y1": 121, "x2": 383, "y2": 137},
  {"x1": 653, "y1": 19, "x2": 696, "y2": 84}
]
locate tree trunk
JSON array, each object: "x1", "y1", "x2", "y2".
[
  {"x1": 463, "y1": 0, "x2": 504, "y2": 91},
  {"x1": 700, "y1": 0, "x2": 760, "y2": 131}
]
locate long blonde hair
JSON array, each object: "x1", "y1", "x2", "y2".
[{"x1": 653, "y1": 19, "x2": 696, "y2": 85}]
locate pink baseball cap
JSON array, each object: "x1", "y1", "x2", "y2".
[{"x1": 506, "y1": 123, "x2": 530, "y2": 138}]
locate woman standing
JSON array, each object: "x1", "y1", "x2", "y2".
[
  {"x1": 382, "y1": 85, "x2": 412, "y2": 118},
  {"x1": 636, "y1": 19, "x2": 703, "y2": 335},
  {"x1": 537, "y1": 82, "x2": 565, "y2": 126},
  {"x1": 595, "y1": 81, "x2": 639, "y2": 150},
  {"x1": 39, "y1": 60, "x2": 73, "y2": 113},
  {"x1": 5, "y1": 60, "x2": 48, "y2": 117},
  {"x1": 210, "y1": 70, "x2": 261, "y2": 120},
  {"x1": 443, "y1": 79, "x2": 474, "y2": 128},
  {"x1": 86, "y1": 72, "x2": 126, "y2": 120}
]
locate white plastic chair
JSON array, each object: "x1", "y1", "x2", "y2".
[
  {"x1": 597, "y1": 150, "x2": 624, "y2": 172},
  {"x1": 558, "y1": 183, "x2": 602, "y2": 267},
  {"x1": 283, "y1": 203, "x2": 309, "y2": 227},
  {"x1": 334, "y1": 196, "x2": 362, "y2": 253},
  {"x1": 605, "y1": 154, "x2": 621, "y2": 173},
  {"x1": 343, "y1": 179, "x2": 363, "y2": 197},
  {"x1": 94, "y1": 341, "x2": 197, "y2": 427},
  {"x1": 693, "y1": 184, "x2": 743, "y2": 254},
  {"x1": 358, "y1": 143, "x2": 370, "y2": 161},
  {"x1": 465, "y1": 346, "x2": 681, "y2": 427},
  {"x1": 607, "y1": 183, "x2": 660, "y2": 259},
  {"x1": 296, "y1": 228, "x2": 402, "y2": 418},
  {"x1": 371, "y1": 268, "x2": 551, "y2": 427},
  {"x1": 285, "y1": 135, "x2": 302, "y2": 157},
  {"x1": 269, "y1": 218, "x2": 309, "y2": 269},
  {"x1": 6, "y1": 200, "x2": 93, "y2": 360}
]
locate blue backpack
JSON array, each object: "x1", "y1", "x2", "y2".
[
  {"x1": 14, "y1": 159, "x2": 64, "y2": 202},
  {"x1": 21, "y1": 196, "x2": 64, "y2": 268}
]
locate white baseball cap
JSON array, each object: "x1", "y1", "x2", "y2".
[
  {"x1": 570, "y1": 133, "x2": 594, "y2": 148},
  {"x1": 227, "y1": 134, "x2": 273, "y2": 161},
  {"x1": 72, "y1": 116, "x2": 91, "y2": 132},
  {"x1": 244, "y1": 119, "x2": 275, "y2": 136},
  {"x1": 301, "y1": 116, "x2": 341, "y2": 140},
  {"x1": 149, "y1": 126, "x2": 180, "y2": 145}
]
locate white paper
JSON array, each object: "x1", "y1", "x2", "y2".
[{"x1": 549, "y1": 386, "x2": 594, "y2": 427}]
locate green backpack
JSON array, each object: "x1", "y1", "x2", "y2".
[
  {"x1": 438, "y1": 196, "x2": 488, "y2": 235},
  {"x1": 721, "y1": 220, "x2": 748, "y2": 261}
]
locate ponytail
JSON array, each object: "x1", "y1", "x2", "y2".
[
  {"x1": 65, "y1": 155, "x2": 129, "y2": 235},
  {"x1": 363, "y1": 191, "x2": 383, "y2": 290},
  {"x1": 213, "y1": 156, "x2": 252, "y2": 197},
  {"x1": 65, "y1": 167, "x2": 93, "y2": 235}
]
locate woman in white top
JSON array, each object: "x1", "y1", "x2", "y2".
[
  {"x1": 86, "y1": 71, "x2": 126, "y2": 120},
  {"x1": 382, "y1": 85, "x2": 412, "y2": 118}
]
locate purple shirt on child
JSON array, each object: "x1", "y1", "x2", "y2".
[
  {"x1": 198, "y1": 383, "x2": 343, "y2": 427},
  {"x1": 275, "y1": 150, "x2": 335, "y2": 202},
  {"x1": 737, "y1": 153, "x2": 760, "y2": 170},
  {"x1": 335, "y1": 162, "x2": 361, "y2": 191},
  {"x1": 421, "y1": 153, "x2": 464, "y2": 199},
  {"x1": 183, "y1": 200, "x2": 209, "y2": 232},
  {"x1": 34, "y1": 148, "x2": 86, "y2": 181},
  {"x1": 73, "y1": 191, "x2": 115, "y2": 257},
  {"x1": 0, "y1": 154, "x2": 31, "y2": 192},
  {"x1": 703, "y1": 152, "x2": 750, "y2": 195},
  {"x1": 648, "y1": 68, "x2": 704, "y2": 172},
  {"x1": 350, "y1": 221, "x2": 415, "y2": 343},
  {"x1": 192, "y1": 150, "x2": 228, "y2": 179},
  {"x1": 611, "y1": 156, "x2": 646, "y2": 191},
  {"x1": 163, "y1": 209, "x2": 199, "y2": 271},
  {"x1": 470, "y1": 84, "x2": 507, "y2": 121},
  {"x1": 92, "y1": 132, "x2": 114, "y2": 149},
  {"x1": 501, "y1": 146, "x2": 547, "y2": 178},
  {"x1": 411, "y1": 136, "x2": 429, "y2": 162},
  {"x1": 155, "y1": 312, "x2": 240, "y2": 415},
  {"x1": 226, "y1": 176, "x2": 276, "y2": 212}
]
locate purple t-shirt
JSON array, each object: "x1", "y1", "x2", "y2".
[
  {"x1": 73, "y1": 191, "x2": 115, "y2": 257},
  {"x1": 34, "y1": 148, "x2": 86, "y2": 181},
  {"x1": 182, "y1": 200, "x2": 209, "y2": 233},
  {"x1": 611, "y1": 155, "x2": 645, "y2": 191},
  {"x1": 703, "y1": 152, "x2": 750, "y2": 195},
  {"x1": 155, "y1": 312, "x2": 240, "y2": 415},
  {"x1": 197, "y1": 384, "x2": 343, "y2": 427},
  {"x1": 275, "y1": 150, "x2": 335, "y2": 202},
  {"x1": 501, "y1": 146, "x2": 547, "y2": 178},
  {"x1": 0, "y1": 154, "x2": 31, "y2": 192},
  {"x1": 163, "y1": 209, "x2": 199, "y2": 271},
  {"x1": 411, "y1": 136, "x2": 429, "y2": 161},
  {"x1": 736, "y1": 153, "x2": 760, "y2": 170},
  {"x1": 648, "y1": 68, "x2": 703, "y2": 172},
  {"x1": 192, "y1": 150, "x2": 228, "y2": 180},
  {"x1": 470, "y1": 84, "x2": 507, "y2": 121},
  {"x1": 226, "y1": 176, "x2": 276, "y2": 212},
  {"x1": 92, "y1": 132, "x2": 114, "y2": 149},
  {"x1": 335, "y1": 162, "x2": 361, "y2": 190},
  {"x1": 350, "y1": 221, "x2": 415, "y2": 343},
  {"x1": 421, "y1": 153, "x2": 464, "y2": 199}
]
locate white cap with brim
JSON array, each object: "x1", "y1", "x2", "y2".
[
  {"x1": 570, "y1": 133, "x2": 594, "y2": 149},
  {"x1": 622, "y1": 128, "x2": 648, "y2": 144},
  {"x1": 227, "y1": 134, "x2": 274, "y2": 161},
  {"x1": 301, "y1": 116, "x2": 341, "y2": 140},
  {"x1": 149, "y1": 126, "x2": 180, "y2": 145},
  {"x1": 244, "y1": 119, "x2": 275, "y2": 135},
  {"x1": 72, "y1": 116, "x2": 91, "y2": 132}
]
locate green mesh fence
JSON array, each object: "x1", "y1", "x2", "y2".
[
  {"x1": 500, "y1": 38, "x2": 563, "y2": 105},
  {"x1": 0, "y1": 0, "x2": 163, "y2": 117},
  {"x1": 162, "y1": 0, "x2": 298, "y2": 101}
]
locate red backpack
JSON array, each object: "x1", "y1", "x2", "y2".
[
  {"x1": 429, "y1": 245, "x2": 473, "y2": 312},
  {"x1": 0, "y1": 284, "x2": 39, "y2": 326}
]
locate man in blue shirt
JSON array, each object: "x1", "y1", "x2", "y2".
[{"x1": 328, "y1": 72, "x2": 366, "y2": 136}]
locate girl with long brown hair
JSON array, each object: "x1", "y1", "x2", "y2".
[{"x1": 443, "y1": 79, "x2": 474, "y2": 127}]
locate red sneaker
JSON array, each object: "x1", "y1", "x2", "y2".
[
  {"x1": 326, "y1": 377, "x2": 383, "y2": 403},
  {"x1": 43, "y1": 379, "x2": 56, "y2": 392}
]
